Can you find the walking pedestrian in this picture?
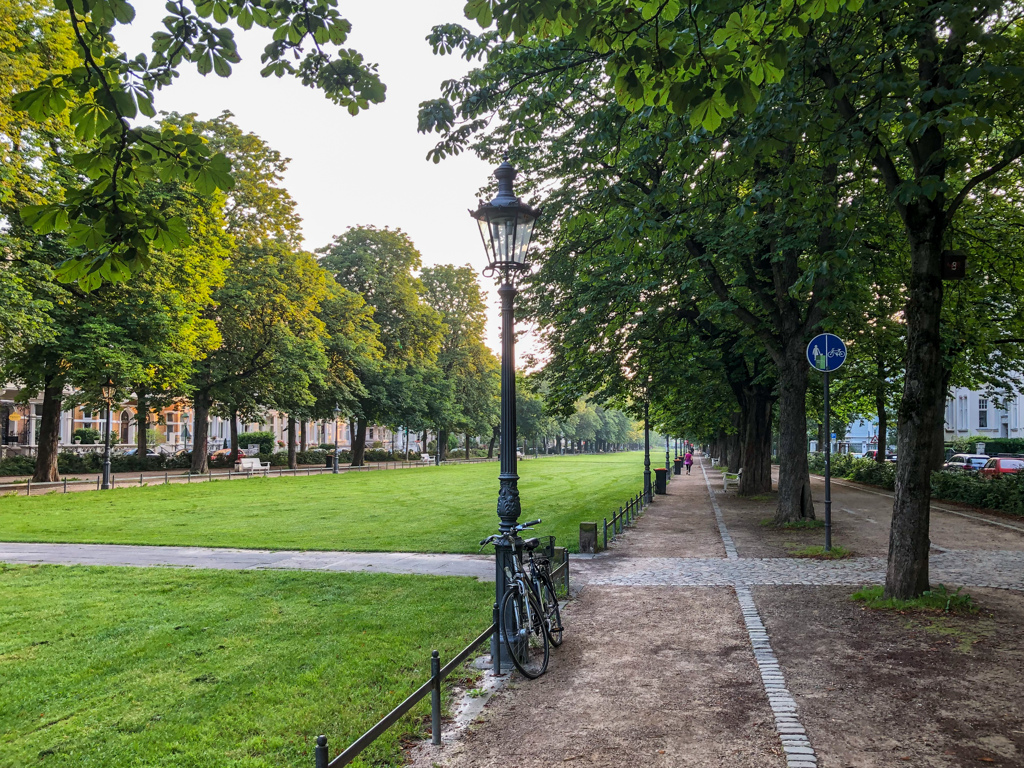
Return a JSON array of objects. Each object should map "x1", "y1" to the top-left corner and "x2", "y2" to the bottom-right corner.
[{"x1": 684, "y1": 450, "x2": 693, "y2": 474}]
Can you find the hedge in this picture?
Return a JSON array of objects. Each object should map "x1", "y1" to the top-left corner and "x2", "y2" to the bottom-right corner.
[
  {"x1": 947, "y1": 435, "x2": 1024, "y2": 455},
  {"x1": 808, "y1": 452, "x2": 1024, "y2": 517}
]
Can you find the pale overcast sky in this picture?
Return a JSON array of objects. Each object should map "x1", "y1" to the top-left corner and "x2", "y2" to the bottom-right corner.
[{"x1": 115, "y1": 1, "x2": 539, "y2": 358}]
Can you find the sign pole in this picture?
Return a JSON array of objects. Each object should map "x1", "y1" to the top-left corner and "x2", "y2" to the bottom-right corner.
[
  {"x1": 808, "y1": 332, "x2": 846, "y2": 554},
  {"x1": 823, "y1": 369, "x2": 831, "y2": 552}
]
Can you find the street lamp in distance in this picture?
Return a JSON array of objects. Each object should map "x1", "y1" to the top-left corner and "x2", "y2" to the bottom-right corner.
[
  {"x1": 100, "y1": 377, "x2": 115, "y2": 490},
  {"x1": 470, "y1": 159, "x2": 541, "y2": 663}
]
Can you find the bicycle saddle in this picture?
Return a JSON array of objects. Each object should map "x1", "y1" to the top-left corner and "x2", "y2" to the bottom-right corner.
[{"x1": 522, "y1": 537, "x2": 541, "y2": 550}]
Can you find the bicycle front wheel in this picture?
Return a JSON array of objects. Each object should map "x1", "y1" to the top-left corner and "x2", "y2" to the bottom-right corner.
[{"x1": 501, "y1": 584, "x2": 549, "y2": 678}]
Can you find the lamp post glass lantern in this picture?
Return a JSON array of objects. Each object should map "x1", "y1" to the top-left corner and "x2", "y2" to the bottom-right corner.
[
  {"x1": 101, "y1": 377, "x2": 115, "y2": 490},
  {"x1": 470, "y1": 160, "x2": 540, "y2": 664}
]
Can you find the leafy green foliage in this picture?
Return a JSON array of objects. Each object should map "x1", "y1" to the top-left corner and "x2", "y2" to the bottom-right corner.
[{"x1": 10, "y1": 0, "x2": 386, "y2": 286}]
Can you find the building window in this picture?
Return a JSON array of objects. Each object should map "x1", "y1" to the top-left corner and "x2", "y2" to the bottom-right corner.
[
  {"x1": 369, "y1": 428, "x2": 375, "y2": 440},
  {"x1": 945, "y1": 400, "x2": 955, "y2": 429},
  {"x1": 979, "y1": 398, "x2": 988, "y2": 429},
  {"x1": 960, "y1": 396, "x2": 968, "y2": 430}
]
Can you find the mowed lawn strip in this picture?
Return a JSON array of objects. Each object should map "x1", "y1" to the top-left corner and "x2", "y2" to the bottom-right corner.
[
  {"x1": 0, "y1": 453, "x2": 642, "y2": 553},
  {"x1": 0, "y1": 564, "x2": 494, "y2": 768}
]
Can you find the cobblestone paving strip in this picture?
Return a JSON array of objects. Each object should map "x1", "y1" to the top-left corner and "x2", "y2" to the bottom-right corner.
[
  {"x1": 576, "y1": 551, "x2": 1024, "y2": 589},
  {"x1": 699, "y1": 460, "x2": 738, "y2": 559},
  {"x1": 696, "y1": 461, "x2": 820, "y2": 768}
]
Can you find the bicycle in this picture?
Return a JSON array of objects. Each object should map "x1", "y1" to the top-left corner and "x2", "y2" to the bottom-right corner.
[
  {"x1": 523, "y1": 535, "x2": 564, "y2": 647},
  {"x1": 480, "y1": 520, "x2": 551, "y2": 678}
]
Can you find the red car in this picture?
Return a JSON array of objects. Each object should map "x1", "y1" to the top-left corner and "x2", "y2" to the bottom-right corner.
[{"x1": 978, "y1": 457, "x2": 1024, "y2": 478}]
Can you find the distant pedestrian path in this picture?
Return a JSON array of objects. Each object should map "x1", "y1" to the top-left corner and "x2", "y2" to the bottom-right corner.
[{"x1": 0, "y1": 541, "x2": 495, "y2": 579}]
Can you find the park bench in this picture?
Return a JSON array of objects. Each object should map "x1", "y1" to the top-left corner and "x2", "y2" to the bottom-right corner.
[
  {"x1": 710, "y1": 457, "x2": 720, "y2": 467},
  {"x1": 236, "y1": 456, "x2": 270, "y2": 472},
  {"x1": 723, "y1": 468, "x2": 742, "y2": 491},
  {"x1": 421, "y1": 453, "x2": 433, "y2": 463}
]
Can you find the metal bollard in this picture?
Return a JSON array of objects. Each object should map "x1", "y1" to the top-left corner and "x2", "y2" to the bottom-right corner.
[
  {"x1": 140, "y1": 473, "x2": 144, "y2": 487},
  {"x1": 314, "y1": 734, "x2": 328, "y2": 768},
  {"x1": 63, "y1": 478, "x2": 68, "y2": 493},
  {"x1": 27, "y1": 478, "x2": 31, "y2": 496},
  {"x1": 603, "y1": 518, "x2": 608, "y2": 549},
  {"x1": 96, "y1": 477, "x2": 100, "y2": 491},
  {"x1": 431, "y1": 650, "x2": 441, "y2": 745},
  {"x1": 187, "y1": 472, "x2": 191, "y2": 484},
  {"x1": 492, "y1": 603, "x2": 501, "y2": 675},
  {"x1": 165, "y1": 472, "x2": 169, "y2": 485},
  {"x1": 618, "y1": 506, "x2": 623, "y2": 534}
]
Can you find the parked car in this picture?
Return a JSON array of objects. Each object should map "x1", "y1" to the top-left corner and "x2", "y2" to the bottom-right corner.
[
  {"x1": 209, "y1": 448, "x2": 246, "y2": 462},
  {"x1": 942, "y1": 453, "x2": 989, "y2": 473},
  {"x1": 978, "y1": 456, "x2": 1024, "y2": 478},
  {"x1": 121, "y1": 448, "x2": 160, "y2": 457}
]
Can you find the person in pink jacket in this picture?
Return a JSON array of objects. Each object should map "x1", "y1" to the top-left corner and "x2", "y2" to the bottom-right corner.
[{"x1": 684, "y1": 451, "x2": 693, "y2": 474}]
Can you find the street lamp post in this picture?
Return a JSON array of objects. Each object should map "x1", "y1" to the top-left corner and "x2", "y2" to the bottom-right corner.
[
  {"x1": 101, "y1": 377, "x2": 115, "y2": 490},
  {"x1": 643, "y1": 400, "x2": 652, "y2": 503},
  {"x1": 333, "y1": 407, "x2": 341, "y2": 474},
  {"x1": 470, "y1": 159, "x2": 540, "y2": 666},
  {"x1": 666, "y1": 435, "x2": 670, "y2": 474}
]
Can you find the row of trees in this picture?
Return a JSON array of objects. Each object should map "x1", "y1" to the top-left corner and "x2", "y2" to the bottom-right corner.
[
  {"x1": 418, "y1": 0, "x2": 1024, "y2": 598},
  {"x1": 0, "y1": 2, "x2": 641, "y2": 482}
]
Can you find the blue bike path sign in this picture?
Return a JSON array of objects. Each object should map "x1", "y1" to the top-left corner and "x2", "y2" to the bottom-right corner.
[{"x1": 806, "y1": 333, "x2": 847, "y2": 372}]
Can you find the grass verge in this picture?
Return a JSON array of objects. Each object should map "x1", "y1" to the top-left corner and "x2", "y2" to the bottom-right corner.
[
  {"x1": 789, "y1": 545, "x2": 853, "y2": 559},
  {"x1": 0, "y1": 453, "x2": 643, "y2": 553},
  {"x1": 0, "y1": 564, "x2": 493, "y2": 767},
  {"x1": 851, "y1": 584, "x2": 978, "y2": 614},
  {"x1": 760, "y1": 518, "x2": 826, "y2": 530}
]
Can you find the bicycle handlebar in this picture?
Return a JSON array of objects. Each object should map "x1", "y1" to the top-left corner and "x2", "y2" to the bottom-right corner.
[{"x1": 479, "y1": 519, "x2": 543, "y2": 547}]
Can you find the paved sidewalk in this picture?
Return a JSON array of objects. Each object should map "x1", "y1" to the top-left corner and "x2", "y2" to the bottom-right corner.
[{"x1": 0, "y1": 541, "x2": 494, "y2": 579}]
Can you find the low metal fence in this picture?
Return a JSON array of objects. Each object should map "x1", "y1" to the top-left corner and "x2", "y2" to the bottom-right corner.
[
  {"x1": 314, "y1": 608, "x2": 500, "y2": 768},
  {"x1": 601, "y1": 489, "x2": 648, "y2": 550},
  {"x1": 313, "y1": 535, "x2": 571, "y2": 767}
]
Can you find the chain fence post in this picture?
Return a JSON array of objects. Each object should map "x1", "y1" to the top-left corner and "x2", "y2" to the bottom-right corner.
[
  {"x1": 431, "y1": 650, "x2": 442, "y2": 745},
  {"x1": 603, "y1": 518, "x2": 607, "y2": 550},
  {"x1": 315, "y1": 735, "x2": 328, "y2": 768}
]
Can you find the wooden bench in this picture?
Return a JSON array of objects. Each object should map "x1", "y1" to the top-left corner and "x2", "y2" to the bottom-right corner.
[
  {"x1": 723, "y1": 468, "x2": 742, "y2": 491},
  {"x1": 236, "y1": 456, "x2": 270, "y2": 472},
  {"x1": 421, "y1": 453, "x2": 433, "y2": 463}
]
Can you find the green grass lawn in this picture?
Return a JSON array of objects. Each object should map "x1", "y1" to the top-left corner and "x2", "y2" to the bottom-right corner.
[
  {"x1": 0, "y1": 453, "x2": 643, "y2": 553},
  {"x1": 0, "y1": 564, "x2": 494, "y2": 767}
]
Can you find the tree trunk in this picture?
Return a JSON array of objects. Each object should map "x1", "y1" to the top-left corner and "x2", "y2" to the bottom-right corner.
[
  {"x1": 230, "y1": 408, "x2": 239, "y2": 458},
  {"x1": 190, "y1": 394, "x2": 211, "y2": 473},
  {"x1": 136, "y1": 386, "x2": 148, "y2": 456},
  {"x1": 32, "y1": 379, "x2": 63, "y2": 483},
  {"x1": 287, "y1": 416, "x2": 297, "y2": 469},
  {"x1": 739, "y1": 387, "x2": 774, "y2": 496},
  {"x1": 487, "y1": 426, "x2": 498, "y2": 458},
  {"x1": 875, "y1": 371, "x2": 887, "y2": 463},
  {"x1": 351, "y1": 418, "x2": 367, "y2": 466},
  {"x1": 774, "y1": 343, "x2": 815, "y2": 523},
  {"x1": 726, "y1": 411, "x2": 742, "y2": 473},
  {"x1": 300, "y1": 420, "x2": 307, "y2": 452},
  {"x1": 886, "y1": 218, "x2": 944, "y2": 599},
  {"x1": 438, "y1": 427, "x2": 448, "y2": 461}
]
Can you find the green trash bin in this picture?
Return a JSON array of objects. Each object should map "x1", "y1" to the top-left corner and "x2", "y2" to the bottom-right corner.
[{"x1": 654, "y1": 467, "x2": 668, "y2": 495}]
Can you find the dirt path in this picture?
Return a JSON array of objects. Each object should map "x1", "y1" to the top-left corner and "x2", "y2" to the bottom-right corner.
[
  {"x1": 719, "y1": 471, "x2": 1024, "y2": 559},
  {"x1": 415, "y1": 469, "x2": 787, "y2": 768},
  {"x1": 413, "y1": 461, "x2": 1024, "y2": 768}
]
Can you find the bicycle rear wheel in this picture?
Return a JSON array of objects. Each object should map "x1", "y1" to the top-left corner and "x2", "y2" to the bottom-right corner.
[
  {"x1": 538, "y1": 573, "x2": 563, "y2": 647},
  {"x1": 501, "y1": 584, "x2": 549, "y2": 678}
]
